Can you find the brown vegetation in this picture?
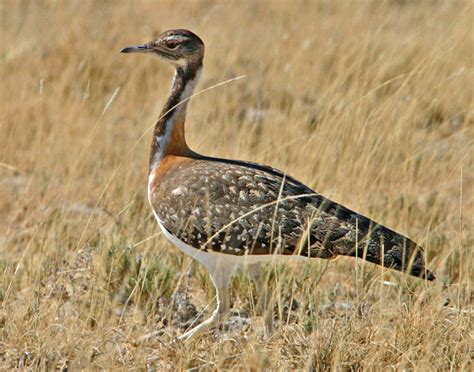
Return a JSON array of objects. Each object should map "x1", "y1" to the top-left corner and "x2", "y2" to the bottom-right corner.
[{"x1": 0, "y1": 0, "x2": 472, "y2": 369}]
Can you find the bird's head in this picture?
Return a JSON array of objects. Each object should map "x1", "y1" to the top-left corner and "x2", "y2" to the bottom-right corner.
[{"x1": 121, "y1": 29, "x2": 204, "y2": 68}]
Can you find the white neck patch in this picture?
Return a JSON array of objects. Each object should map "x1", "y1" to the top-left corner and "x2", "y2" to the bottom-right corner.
[{"x1": 182, "y1": 67, "x2": 202, "y2": 101}]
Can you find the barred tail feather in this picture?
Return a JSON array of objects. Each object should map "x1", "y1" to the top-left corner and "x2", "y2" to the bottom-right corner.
[
  {"x1": 346, "y1": 224, "x2": 435, "y2": 281},
  {"x1": 302, "y1": 201, "x2": 436, "y2": 281}
]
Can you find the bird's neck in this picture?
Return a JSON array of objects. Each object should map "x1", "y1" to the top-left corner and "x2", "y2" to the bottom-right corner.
[{"x1": 149, "y1": 62, "x2": 202, "y2": 173}]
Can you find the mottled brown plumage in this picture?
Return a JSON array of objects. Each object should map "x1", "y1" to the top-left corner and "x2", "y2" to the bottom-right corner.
[
  {"x1": 150, "y1": 155, "x2": 432, "y2": 279},
  {"x1": 122, "y1": 29, "x2": 435, "y2": 341}
]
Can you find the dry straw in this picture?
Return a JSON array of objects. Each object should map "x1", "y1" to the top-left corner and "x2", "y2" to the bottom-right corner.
[{"x1": 0, "y1": 0, "x2": 472, "y2": 369}]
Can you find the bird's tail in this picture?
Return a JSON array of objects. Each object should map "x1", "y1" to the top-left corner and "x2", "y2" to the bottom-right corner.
[{"x1": 345, "y1": 224, "x2": 435, "y2": 281}]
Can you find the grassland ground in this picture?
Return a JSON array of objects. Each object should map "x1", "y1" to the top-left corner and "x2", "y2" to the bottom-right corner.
[{"x1": 0, "y1": 0, "x2": 472, "y2": 369}]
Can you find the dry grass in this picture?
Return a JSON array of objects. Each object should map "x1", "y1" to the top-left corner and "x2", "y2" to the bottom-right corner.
[{"x1": 1, "y1": 0, "x2": 473, "y2": 369}]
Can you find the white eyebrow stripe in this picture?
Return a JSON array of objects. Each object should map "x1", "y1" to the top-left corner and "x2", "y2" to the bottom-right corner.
[{"x1": 165, "y1": 36, "x2": 187, "y2": 43}]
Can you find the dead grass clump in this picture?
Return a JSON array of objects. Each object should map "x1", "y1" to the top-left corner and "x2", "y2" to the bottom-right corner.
[{"x1": 0, "y1": 0, "x2": 472, "y2": 369}]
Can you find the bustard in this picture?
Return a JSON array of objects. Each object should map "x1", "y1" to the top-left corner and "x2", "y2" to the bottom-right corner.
[{"x1": 121, "y1": 29, "x2": 435, "y2": 341}]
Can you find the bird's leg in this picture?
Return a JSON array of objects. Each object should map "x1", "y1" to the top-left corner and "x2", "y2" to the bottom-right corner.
[
  {"x1": 178, "y1": 270, "x2": 231, "y2": 342},
  {"x1": 247, "y1": 264, "x2": 273, "y2": 336}
]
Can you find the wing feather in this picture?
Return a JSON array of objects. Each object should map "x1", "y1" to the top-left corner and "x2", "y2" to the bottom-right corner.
[{"x1": 150, "y1": 156, "x2": 434, "y2": 280}]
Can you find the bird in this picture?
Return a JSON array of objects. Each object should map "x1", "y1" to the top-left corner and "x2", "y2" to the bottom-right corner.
[{"x1": 121, "y1": 29, "x2": 435, "y2": 341}]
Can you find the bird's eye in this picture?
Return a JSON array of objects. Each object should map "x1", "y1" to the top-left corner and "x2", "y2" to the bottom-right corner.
[{"x1": 166, "y1": 41, "x2": 179, "y2": 50}]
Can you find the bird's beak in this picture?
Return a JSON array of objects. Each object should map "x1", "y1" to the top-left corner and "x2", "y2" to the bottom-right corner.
[{"x1": 120, "y1": 44, "x2": 150, "y2": 53}]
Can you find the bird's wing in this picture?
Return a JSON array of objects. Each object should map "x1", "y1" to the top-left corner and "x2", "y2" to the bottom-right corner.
[{"x1": 150, "y1": 155, "x2": 434, "y2": 279}]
